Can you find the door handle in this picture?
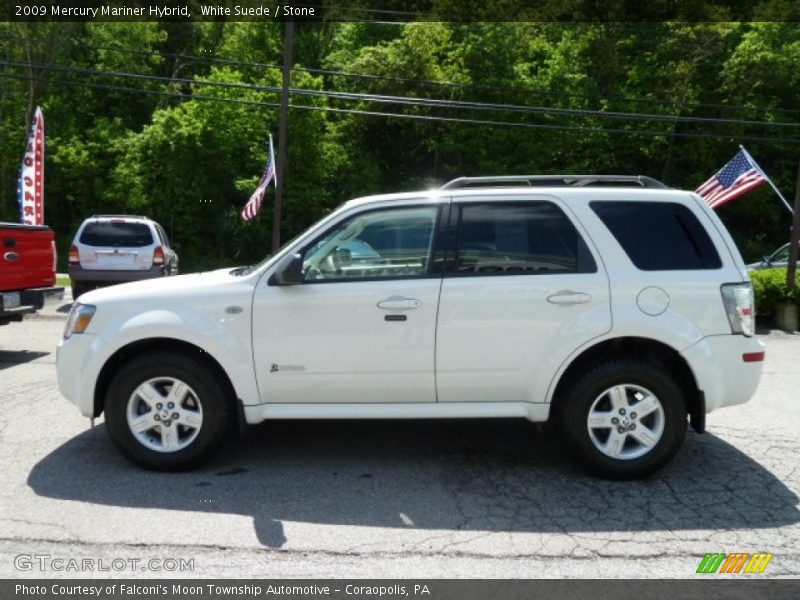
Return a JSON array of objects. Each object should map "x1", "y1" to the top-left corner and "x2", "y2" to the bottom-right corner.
[
  {"x1": 546, "y1": 291, "x2": 591, "y2": 305},
  {"x1": 3, "y1": 251, "x2": 19, "y2": 262},
  {"x1": 377, "y1": 297, "x2": 421, "y2": 311}
]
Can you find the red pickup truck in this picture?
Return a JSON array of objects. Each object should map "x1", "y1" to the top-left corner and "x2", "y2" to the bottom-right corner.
[{"x1": 1, "y1": 223, "x2": 64, "y2": 325}]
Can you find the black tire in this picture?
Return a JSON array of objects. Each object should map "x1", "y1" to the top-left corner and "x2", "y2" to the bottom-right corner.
[
  {"x1": 104, "y1": 352, "x2": 231, "y2": 471},
  {"x1": 71, "y1": 282, "x2": 88, "y2": 299},
  {"x1": 556, "y1": 359, "x2": 687, "y2": 480}
]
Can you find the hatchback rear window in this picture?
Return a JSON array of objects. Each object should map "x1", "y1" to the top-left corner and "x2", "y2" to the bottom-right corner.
[
  {"x1": 79, "y1": 222, "x2": 153, "y2": 247},
  {"x1": 590, "y1": 201, "x2": 721, "y2": 270}
]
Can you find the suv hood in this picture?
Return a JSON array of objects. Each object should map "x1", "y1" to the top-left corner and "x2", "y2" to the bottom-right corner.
[{"x1": 78, "y1": 268, "x2": 249, "y2": 305}]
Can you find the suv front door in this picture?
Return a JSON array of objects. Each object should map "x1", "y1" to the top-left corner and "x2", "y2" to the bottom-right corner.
[
  {"x1": 435, "y1": 197, "x2": 612, "y2": 404},
  {"x1": 252, "y1": 203, "x2": 444, "y2": 404}
]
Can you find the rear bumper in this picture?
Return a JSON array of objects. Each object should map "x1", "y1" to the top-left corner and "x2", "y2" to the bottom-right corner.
[
  {"x1": 69, "y1": 265, "x2": 164, "y2": 283},
  {"x1": 22, "y1": 285, "x2": 65, "y2": 309},
  {"x1": 0, "y1": 286, "x2": 64, "y2": 324},
  {"x1": 681, "y1": 334, "x2": 765, "y2": 413}
]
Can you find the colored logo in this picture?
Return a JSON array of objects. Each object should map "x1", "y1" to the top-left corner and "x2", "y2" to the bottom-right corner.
[{"x1": 696, "y1": 552, "x2": 773, "y2": 574}]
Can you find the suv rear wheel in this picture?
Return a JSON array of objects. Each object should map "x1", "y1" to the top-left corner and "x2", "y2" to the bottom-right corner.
[
  {"x1": 71, "y1": 281, "x2": 89, "y2": 299},
  {"x1": 104, "y1": 352, "x2": 231, "y2": 471},
  {"x1": 557, "y1": 360, "x2": 687, "y2": 479}
]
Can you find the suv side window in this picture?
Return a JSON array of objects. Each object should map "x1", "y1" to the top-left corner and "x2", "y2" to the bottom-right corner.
[
  {"x1": 155, "y1": 223, "x2": 170, "y2": 247},
  {"x1": 454, "y1": 202, "x2": 596, "y2": 275},
  {"x1": 591, "y1": 201, "x2": 722, "y2": 270},
  {"x1": 303, "y1": 206, "x2": 439, "y2": 282}
]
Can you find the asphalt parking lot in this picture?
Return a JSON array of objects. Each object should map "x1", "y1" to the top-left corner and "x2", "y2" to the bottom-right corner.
[{"x1": 1, "y1": 302, "x2": 799, "y2": 579}]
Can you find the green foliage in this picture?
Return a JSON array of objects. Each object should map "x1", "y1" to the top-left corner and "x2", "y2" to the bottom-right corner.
[
  {"x1": 751, "y1": 268, "x2": 800, "y2": 317},
  {"x1": 1, "y1": 20, "x2": 800, "y2": 272}
]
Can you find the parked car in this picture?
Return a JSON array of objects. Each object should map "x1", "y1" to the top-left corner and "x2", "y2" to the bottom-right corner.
[
  {"x1": 0, "y1": 222, "x2": 63, "y2": 326},
  {"x1": 68, "y1": 215, "x2": 179, "y2": 298},
  {"x1": 746, "y1": 242, "x2": 800, "y2": 271},
  {"x1": 56, "y1": 175, "x2": 764, "y2": 478}
]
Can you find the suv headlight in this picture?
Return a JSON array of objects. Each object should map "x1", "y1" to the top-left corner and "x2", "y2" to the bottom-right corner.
[{"x1": 63, "y1": 303, "x2": 96, "y2": 339}]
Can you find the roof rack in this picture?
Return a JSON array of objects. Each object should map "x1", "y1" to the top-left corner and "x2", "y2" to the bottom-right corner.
[
  {"x1": 440, "y1": 175, "x2": 669, "y2": 190},
  {"x1": 90, "y1": 214, "x2": 150, "y2": 220}
]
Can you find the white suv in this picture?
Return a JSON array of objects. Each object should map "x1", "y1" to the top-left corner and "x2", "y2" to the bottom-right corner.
[
  {"x1": 56, "y1": 176, "x2": 765, "y2": 478},
  {"x1": 68, "y1": 215, "x2": 179, "y2": 298}
]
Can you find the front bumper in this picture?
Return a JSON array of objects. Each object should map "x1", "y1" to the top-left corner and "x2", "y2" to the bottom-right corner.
[
  {"x1": 681, "y1": 334, "x2": 766, "y2": 413},
  {"x1": 57, "y1": 333, "x2": 113, "y2": 418}
]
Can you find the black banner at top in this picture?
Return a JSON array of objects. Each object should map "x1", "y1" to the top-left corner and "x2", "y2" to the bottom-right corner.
[{"x1": 3, "y1": 0, "x2": 800, "y2": 23}]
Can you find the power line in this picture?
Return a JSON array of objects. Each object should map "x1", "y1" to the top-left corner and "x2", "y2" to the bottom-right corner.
[
  {"x1": 4, "y1": 58, "x2": 800, "y2": 132},
  {"x1": 2, "y1": 31, "x2": 796, "y2": 118},
  {"x1": 2, "y1": 71, "x2": 798, "y2": 145}
]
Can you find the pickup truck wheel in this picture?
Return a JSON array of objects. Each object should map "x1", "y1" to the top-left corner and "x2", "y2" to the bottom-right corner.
[
  {"x1": 558, "y1": 360, "x2": 687, "y2": 480},
  {"x1": 104, "y1": 352, "x2": 230, "y2": 471}
]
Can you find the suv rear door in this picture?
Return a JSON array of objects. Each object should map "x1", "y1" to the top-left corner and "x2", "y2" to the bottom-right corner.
[
  {"x1": 435, "y1": 196, "x2": 612, "y2": 404},
  {"x1": 76, "y1": 219, "x2": 156, "y2": 271}
]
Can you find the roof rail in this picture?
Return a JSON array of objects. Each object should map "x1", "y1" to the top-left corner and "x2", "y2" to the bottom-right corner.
[
  {"x1": 90, "y1": 214, "x2": 150, "y2": 220},
  {"x1": 440, "y1": 175, "x2": 669, "y2": 190}
]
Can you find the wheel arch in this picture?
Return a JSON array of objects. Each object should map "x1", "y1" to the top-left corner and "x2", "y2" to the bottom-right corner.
[
  {"x1": 93, "y1": 338, "x2": 241, "y2": 425},
  {"x1": 549, "y1": 336, "x2": 705, "y2": 432}
]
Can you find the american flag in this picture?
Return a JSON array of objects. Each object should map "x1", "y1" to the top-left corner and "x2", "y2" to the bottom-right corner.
[
  {"x1": 241, "y1": 134, "x2": 276, "y2": 221},
  {"x1": 695, "y1": 149, "x2": 766, "y2": 210}
]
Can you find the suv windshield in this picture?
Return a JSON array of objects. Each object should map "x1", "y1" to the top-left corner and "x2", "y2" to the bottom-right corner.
[{"x1": 79, "y1": 222, "x2": 154, "y2": 247}]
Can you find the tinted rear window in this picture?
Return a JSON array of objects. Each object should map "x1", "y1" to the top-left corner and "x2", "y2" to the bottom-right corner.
[
  {"x1": 79, "y1": 222, "x2": 153, "y2": 247},
  {"x1": 590, "y1": 201, "x2": 721, "y2": 270}
]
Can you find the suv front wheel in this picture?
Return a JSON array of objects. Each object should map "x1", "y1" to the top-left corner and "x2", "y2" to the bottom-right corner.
[
  {"x1": 558, "y1": 360, "x2": 687, "y2": 479},
  {"x1": 104, "y1": 352, "x2": 231, "y2": 471}
]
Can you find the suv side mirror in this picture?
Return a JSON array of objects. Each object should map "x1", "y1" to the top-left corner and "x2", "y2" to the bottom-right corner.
[{"x1": 270, "y1": 253, "x2": 304, "y2": 286}]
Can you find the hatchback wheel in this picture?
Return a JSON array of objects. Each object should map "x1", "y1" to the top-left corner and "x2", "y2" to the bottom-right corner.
[
  {"x1": 558, "y1": 360, "x2": 687, "y2": 479},
  {"x1": 104, "y1": 352, "x2": 230, "y2": 471}
]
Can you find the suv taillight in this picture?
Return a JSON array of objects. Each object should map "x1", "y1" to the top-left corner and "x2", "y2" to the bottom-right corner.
[
  {"x1": 721, "y1": 282, "x2": 755, "y2": 337},
  {"x1": 68, "y1": 245, "x2": 79, "y2": 265},
  {"x1": 152, "y1": 245, "x2": 165, "y2": 267}
]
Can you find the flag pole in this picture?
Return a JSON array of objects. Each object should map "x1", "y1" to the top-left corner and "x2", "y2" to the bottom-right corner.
[
  {"x1": 271, "y1": 20, "x2": 293, "y2": 253},
  {"x1": 740, "y1": 145, "x2": 794, "y2": 214},
  {"x1": 785, "y1": 159, "x2": 800, "y2": 299}
]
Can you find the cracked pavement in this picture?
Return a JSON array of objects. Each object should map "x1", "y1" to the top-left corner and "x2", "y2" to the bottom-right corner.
[{"x1": 1, "y1": 310, "x2": 799, "y2": 578}]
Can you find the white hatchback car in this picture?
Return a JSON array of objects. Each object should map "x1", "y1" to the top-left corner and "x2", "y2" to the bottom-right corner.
[{"x1": 57, "y1": 176, "x2": 765, "y2": 478}]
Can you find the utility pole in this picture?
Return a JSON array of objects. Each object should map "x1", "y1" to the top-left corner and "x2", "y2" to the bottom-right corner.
[
  {"x1": 272, "y1": 20, "x2": 293, "y2": 253},
  {"x1": 786, "y1": 160, "x2": 800, "y2": 293}
]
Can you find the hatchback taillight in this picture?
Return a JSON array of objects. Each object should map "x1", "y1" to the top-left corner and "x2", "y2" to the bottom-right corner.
[
  {"x1": 152, "y1": 246, "x2": 165, "y2": 266},
  {"x1": 721, "y1": 282, "x2": 755, "y2": 337},
  {"x1": 68, "y1": 245, "x2": 79, "y2": 266}
]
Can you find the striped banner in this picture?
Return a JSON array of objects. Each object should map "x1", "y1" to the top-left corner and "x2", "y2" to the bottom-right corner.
[{"x1": 17, "y1": 106, "x2": 46, "y2": 225}]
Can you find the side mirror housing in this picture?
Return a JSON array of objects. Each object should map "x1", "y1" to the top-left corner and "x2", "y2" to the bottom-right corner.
[{"x1": 269, "y1": 253, "x2": 304, "y2": 286}]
